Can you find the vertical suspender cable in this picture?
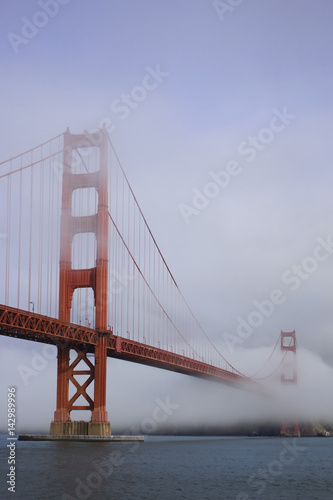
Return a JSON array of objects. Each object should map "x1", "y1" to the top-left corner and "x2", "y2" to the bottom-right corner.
[
  {"x1": 28, "y1": 154, "x2": 34, "y2": 311},
  {"x1": 55, "y1": 140, "x2": 61, "y2": 318},
  {"x1": 138, "y1": 213, "x2": 141, "y2": 341},
  {"x1": 17, "y1": 167, "x2": 23, "y2": 308},
  {"x1": 78, "y1": 156, "x2": 83, "y2": 325},
  {"x1": 127, "y1": 186, "x2": 130, "y2": 337},
  {"x1": 5, "y1": 163, "x2": 12, "y2": 305},
  {"x1": 131, "y1": 204, "x2": 134, "y2": 338},
  {"x1": 120, "y1": 173, "x2": 124, "y2": 335},
  {"x1": 38, "y1": 153, "x2": 44, "y2": 313},
  {"x1": 49, "y1": 149, "x2": 56, "y2": 318},
  {"x1": 86, "y1": 158, "x2": 91, "y2": 326},
  {"x1": 46, "y1": 143, "x2": 51, "y2": 316}
]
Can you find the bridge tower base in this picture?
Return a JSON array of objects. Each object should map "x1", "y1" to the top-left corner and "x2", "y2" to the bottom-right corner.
[
  {"x1": 50, "y1": 421, "x2": 111, "y2": 436},
  {"x1": 280, "y1": 422, "x2": 301, "y2": 438}
]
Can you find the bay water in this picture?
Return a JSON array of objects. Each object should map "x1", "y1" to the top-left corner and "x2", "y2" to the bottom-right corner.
[{"x1": 0, "y1": 434, "x2": 332, "y2": 499}]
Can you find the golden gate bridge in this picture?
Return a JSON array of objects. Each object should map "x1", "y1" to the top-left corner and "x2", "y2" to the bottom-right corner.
[{"x1": 0, "y1": 127, "x2": 296, "y2": 436}]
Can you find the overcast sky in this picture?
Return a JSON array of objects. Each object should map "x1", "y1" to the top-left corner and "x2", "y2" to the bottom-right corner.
[{"x1": 1, "y1": 0, "x2": 333, "y2": 432}]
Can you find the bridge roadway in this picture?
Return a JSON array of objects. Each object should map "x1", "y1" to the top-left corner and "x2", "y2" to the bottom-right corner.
[{"x1": 0, "y1": 304, "x2": 256, "y2": 390}]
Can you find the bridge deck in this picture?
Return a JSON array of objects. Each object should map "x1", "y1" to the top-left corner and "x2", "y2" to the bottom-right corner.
[{"x1": 0, "y1": 305, "x2": 256, "y2": 389}]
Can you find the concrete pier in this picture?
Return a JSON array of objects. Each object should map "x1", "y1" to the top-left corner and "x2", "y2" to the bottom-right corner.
[{"x1": 50, "y1": 421, "x2": 111, "y2": 436}]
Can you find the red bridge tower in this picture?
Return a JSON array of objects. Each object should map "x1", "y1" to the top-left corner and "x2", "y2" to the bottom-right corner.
[{"x1": 50, "y1": 127, "x2": 111, "y2": 436}]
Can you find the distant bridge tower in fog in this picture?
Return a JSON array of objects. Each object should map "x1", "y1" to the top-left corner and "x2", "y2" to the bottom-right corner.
[{"x1": 280, "y1": 330, "x2": 301, "y2": 437}]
